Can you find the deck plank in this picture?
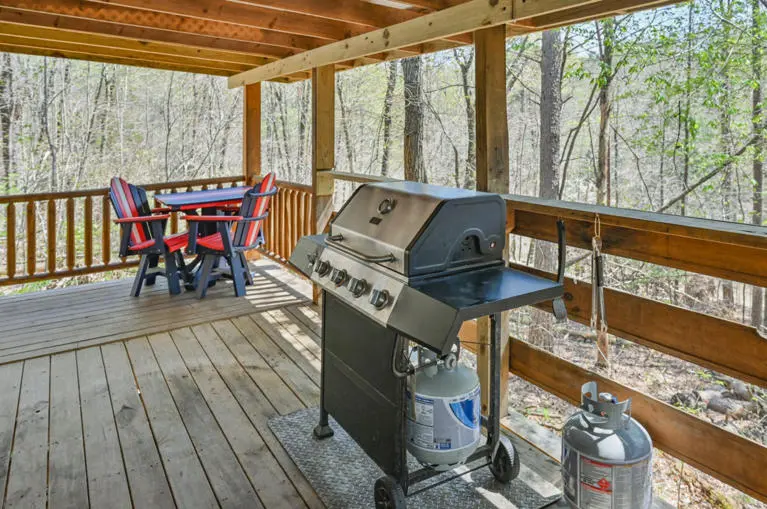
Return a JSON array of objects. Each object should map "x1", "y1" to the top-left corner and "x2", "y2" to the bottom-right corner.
[
  {"x1": 172, "y1": 327, "x2": 307, "y2": 509},
  {"x1": 192, "y1": 322, "x2": 324, "y2": 509},
  {"x1": 250, "y1": 311, "x2": 321, "y2": 383},
  {"x1": 48, "y1": 352, "x2": 89, "y2": 509},
  {"x1": 77, "y1": 347, "x2": 132, "y2": 509},
  {"x1": 101, "y1": 342, "x2": 175, "y2": 508},
  {"x1": 0, "y1": 362, "x2": 24, "y2": 504},
  {"x1": 4, "y1": 357, "x2": 48, "y2": 509},
  {"x1": 148, "y1": 332, "x2": 261, "y2": 509},
  {"x1": 266, "y1": 308, "x2": 322, "y2": 359},
  {"x1": 282, "y1": 305, "x2": 323, "y2": 341},
  {"x1": 231, "y1": 315, "x2": 320, "y2": 407},
  {"x1": 124, "y1": 337, "x2": 218, "y2": 509},
  {"x1": 210, "y1": 320, "x2": 303, "y2": 416}
]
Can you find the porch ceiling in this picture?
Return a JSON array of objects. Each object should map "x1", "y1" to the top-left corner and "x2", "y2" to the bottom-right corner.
[{"x1": 0, "y1": 0, "x2": 683, "y2": 81}]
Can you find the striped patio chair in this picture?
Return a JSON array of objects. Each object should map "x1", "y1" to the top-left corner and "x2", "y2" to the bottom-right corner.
[
  {"x1": 184, "y1": 172, "x2": 277, "y2": 298},
  {"x1": 109, "y1": 177, "x2": 190, "y2": 297}
]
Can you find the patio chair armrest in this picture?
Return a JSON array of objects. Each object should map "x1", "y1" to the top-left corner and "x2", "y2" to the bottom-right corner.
[
  {"x1": 114, "y1": 214, "x2": 170, "y2": 224},
  {"x1": 246, "y1": 187, "x2": 278, "y2": 198},
  {"x1": 182, "y1": 215, "x2": 243, "y2": 222},
  {"x1": 237, "y1": 213, "x2": 268, "y2": 222}
]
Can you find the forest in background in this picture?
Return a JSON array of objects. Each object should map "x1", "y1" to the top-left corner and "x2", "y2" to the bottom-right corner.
[{"x1": 0, "y1": 0, "x2": 766, "y2": 507}]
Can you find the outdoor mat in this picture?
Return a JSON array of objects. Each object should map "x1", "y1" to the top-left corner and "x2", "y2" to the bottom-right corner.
[{"x1": 269, "y1": 407, "x2": 563, "y2": 509}]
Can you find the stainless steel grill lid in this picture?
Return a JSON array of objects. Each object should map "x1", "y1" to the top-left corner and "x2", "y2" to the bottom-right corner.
[{"x1": 329, "y1": 181, "x2": 506, "y2": 278}]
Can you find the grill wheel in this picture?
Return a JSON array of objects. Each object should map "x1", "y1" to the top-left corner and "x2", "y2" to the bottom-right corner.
[{"x1": 374, "y1": 475, "x2": 406, "y2": 509}]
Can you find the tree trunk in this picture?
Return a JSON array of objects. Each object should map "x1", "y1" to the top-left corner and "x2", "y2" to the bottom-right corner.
[
  {"x1": 681, "y1": 2, "x2": 695, "y2": 216},
  {"x1": 752, "y1": 0, "x2": 765, "y2": 328},
  {"x1": 381, "y1": 61, "x2": 397, "y2": 178},
  {"x1": 0, "y1": 53, "x2": 12, "y2": 193},
  {"x1": 338, "y1": 80, "x2": 355, "y2": 173},
  {"x1": 596, "y1": 19, "x2": 615, "y2": 208},
  {"x1": 595, "y1": 20, "x2": 614, "y2": 367},
  {"x1": 455, "y1": 49, "x2": 476, "y2": 189},
  {"x1": 530, "y1": 29, "x2": 563, "y2": 352},
  {"x1": 402, "y1": 57, "x2": 427, "y2": 183}
]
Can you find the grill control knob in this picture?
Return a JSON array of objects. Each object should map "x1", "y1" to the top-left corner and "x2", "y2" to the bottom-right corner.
[
  {"x1": 369, "y1": 289, "x2": 390, "y2": 310},
  {"x1": 330, "y1": 268, "x2": 348, "y2": 287},
  {"x1": 315, "y1": 260, "x2": 331, "y2": 277},
  {"x1": 348, "y1": 278, "x2": 368, "y2": 298}
]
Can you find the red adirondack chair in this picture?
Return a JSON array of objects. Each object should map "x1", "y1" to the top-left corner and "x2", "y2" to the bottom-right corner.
[
  {"x1": 184, "y1": 172, "x2": 277, "y2": 298},
  {"x1": 109, "y1": 177, "x2": 190, "y2": 297}
]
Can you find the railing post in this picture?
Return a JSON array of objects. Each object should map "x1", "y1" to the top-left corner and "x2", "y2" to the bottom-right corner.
[
  {"x1": 311, "y1": 64, "x2": 336, "y2": 304},
  {"x1": 6, "y1": 203, "x2": 15, "y2": 279},
  {"x1": 26, "y1": 201, "x2": 36, "y2": 276},
  {"x1": 475, "y1": 25, "x2": 511, "y2": 419},
  {"x1": 84, "y1": 196, "x2": 93, "y2": 268},
  {"x1": 66, "y1": 198, "x2": 75, "y2": 272}
]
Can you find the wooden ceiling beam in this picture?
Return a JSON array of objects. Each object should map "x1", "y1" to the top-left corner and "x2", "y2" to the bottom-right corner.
[
  {"x1": 230, "y1": 0, "x2": 472, "y2": 44},
  {"x1": 524, "y1": 0, "x2": 683, "y2": 29},
  {"x1": 0, "y1": 21, "x2": 276, "y2": 68},
  {"x1": 0, "y1": 39, "x2": 246, "y2": 75},
  {"x1": 0, "y1": 0, "x2": 327, "y2": 51},
  {"x1": 395, "y1": 0, "x2": 468, "y2": 11},
  {"x1": 229, "y1": 0, "x2": 686, "y2": 86},
  {"x1": 229, "y1": 0, "x2": 512, "y2": 86},
  {"x1": 0, "y1": 6, "x2": 296, "y2": 59},
  {"x1": 90, "y1": 0, "x2": 370, "y2": 41}
]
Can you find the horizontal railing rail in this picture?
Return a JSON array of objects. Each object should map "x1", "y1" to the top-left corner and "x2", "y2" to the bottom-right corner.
[
  {"x1": 0, "y1": 175, "x2": 310, "y2": 287},
  {"x1": 330, "y1": 170, "x2": 767, "y2": 504}
]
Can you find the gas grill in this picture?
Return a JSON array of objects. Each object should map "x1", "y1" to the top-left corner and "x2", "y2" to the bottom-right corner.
[{"x1": 289, "y1": 181, "x2": 567, "y2": 508}]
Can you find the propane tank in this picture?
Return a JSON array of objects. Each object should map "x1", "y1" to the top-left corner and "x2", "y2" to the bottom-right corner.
[
  {"x1": 406, "y1": 349, "x2": 481, "y2": 471},
  {"x1": 562, "y1": 382, "x2": 653, "y2": 509}
]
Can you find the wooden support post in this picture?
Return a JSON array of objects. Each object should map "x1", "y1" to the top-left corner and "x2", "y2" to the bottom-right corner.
[
  {"x1": 243, "y1": 83, "x2": 262, "y2": 186},
  {"x1": 474, "y1": 25, "x2": 511, "y2": 419},
  {"x1": 243, "y1": 83, "x2": 263, "y2": 261},
  {"x1": 311, "y1": 65, "x2": 336, "y2": 304}
]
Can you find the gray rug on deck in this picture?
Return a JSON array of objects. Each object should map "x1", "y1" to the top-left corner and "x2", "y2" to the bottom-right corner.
[{"x1": 269, "y1": 407, "x2": 562, "y2": 509}]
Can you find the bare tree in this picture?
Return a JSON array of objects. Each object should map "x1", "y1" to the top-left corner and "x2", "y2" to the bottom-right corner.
[
  {"x1": 402, "y1": 56, "x2": 427, "y2": 183},
  {"x1": 381, "y1": 61, "x2": 397, "y2": 177},
  {"x1": 454, "y1": 48, "x2": 476, "y2": 189},
  {"x1": 595, "y1": 19, "x2": 615, "y2": 367},
  {"x1": 531, "y1": 29, "x2": 564, "y2": 352},
  {"x1": 0, "y1": 53, "x2": 12, "y2": 192}
]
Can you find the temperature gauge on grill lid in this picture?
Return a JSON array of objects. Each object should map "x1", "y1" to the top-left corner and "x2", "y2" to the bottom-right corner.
[{"x1": 330, "y1": 268, "x2": 348, "y2": 287}]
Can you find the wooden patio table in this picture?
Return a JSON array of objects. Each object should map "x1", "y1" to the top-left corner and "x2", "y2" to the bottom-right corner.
[{"x1": 155, "y1": 186, "x2": 252, "y2": 290}]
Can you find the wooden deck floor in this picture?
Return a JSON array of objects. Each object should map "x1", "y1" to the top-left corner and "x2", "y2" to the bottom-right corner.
[
  {"x1": 0, "y1": 302, "x2": 327, "y2": 509},
  {"x1": 0, "y1": 264, "x2": 599, "y2": 509},
  {"x1": 0, "y1": 259, "x2": 311, "y2": 365}
]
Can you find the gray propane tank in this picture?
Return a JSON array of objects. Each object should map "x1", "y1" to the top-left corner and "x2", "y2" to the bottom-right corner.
[
  {"x1": 406, "y1": 349, "x2": 481, "y2": 471},
  {"x1": 562, "y1": 382, "x2": 653, "y2": 509}
]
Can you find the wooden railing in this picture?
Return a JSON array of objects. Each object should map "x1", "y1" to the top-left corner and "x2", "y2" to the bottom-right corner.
[
  {"x1": 0, "y1": 175, "x2": 313, "y2": 287},
  {"x1": 258, "y1": 182, "x2": 314, "y2": 264},
  {"x1": 330, "y1": 171, "x2": 767, "y2": 504}
]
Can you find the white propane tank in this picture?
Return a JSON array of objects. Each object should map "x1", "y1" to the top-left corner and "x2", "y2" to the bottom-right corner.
[
  {"x1": 562, "y1": 382, "x2": 653, "y2": 509},
  {"x1": 406, "y1": 350, "x2": 481, "y2": 471}
]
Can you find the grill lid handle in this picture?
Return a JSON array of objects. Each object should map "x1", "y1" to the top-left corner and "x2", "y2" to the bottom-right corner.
[{"x1": 327, "y1": 235, "x2": 396, "y2": 263}]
